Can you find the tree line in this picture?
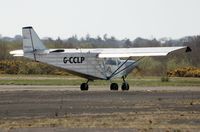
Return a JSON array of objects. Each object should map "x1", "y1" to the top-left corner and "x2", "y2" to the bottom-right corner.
[{"x1": 0, "y1": 34, "x2": 199, "y2": 76}]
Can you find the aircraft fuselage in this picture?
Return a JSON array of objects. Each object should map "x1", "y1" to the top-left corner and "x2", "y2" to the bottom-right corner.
[{"x1": 24, "y1": 51, "x2": 136, "y2": 80}]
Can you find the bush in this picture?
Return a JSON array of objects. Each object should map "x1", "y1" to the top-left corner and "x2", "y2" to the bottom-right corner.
[
  {"x1": 0, "y1": 59, "x2": 69, "y2": 75},
  {"x1": 167, "y1": 67, "x2": 200, "y2": 77},
  {"x1": 138, "y1": 57, "x2": 164, "y2": 76}
]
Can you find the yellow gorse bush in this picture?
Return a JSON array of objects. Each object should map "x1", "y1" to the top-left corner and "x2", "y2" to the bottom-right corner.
[
  {"x1": 0, "y1": 60, "x2": 69, "y2": 75},
  {"x1": 167, "y1": 67, "x2": 200, "y2": 77}
]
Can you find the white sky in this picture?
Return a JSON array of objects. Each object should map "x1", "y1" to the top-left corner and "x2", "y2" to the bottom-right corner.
[{"x1": 0, "y1": 0, "x2": 200, "y2": 39}]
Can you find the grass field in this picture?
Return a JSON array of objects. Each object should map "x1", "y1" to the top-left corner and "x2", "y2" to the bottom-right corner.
[
  {"x1": 0, "y1": 74, "x2": 199, "y2": 86},
  {"x1": 1, "y1": 112, "x2": 200, "y2": 130}
]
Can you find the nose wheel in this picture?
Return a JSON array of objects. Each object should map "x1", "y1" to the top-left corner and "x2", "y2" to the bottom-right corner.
[
  {"x1": 121, "y1": 76, "x2": 129, "y2": 91},
  {"x1": 121, "y1": 82, "x2": 129, "y2": 91}
]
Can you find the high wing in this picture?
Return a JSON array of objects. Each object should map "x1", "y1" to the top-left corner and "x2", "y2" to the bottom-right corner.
[
  {"x1": 97, "y1": 46, "x2": 191, "y2": 58},
  {"x1": 10, "y1": 46, "x2": 191, "y2": 58}
]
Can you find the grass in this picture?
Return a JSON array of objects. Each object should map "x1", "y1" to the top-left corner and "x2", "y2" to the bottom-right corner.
[
  {"x1": 0, "y1": 74, "x2": 200, "y2": 86},
  {"x1": 1, "y1": 112, "x2": 200, "y2": 130}
]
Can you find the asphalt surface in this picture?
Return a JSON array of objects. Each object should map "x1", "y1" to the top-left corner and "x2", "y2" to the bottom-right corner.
[
  {"x1": 0, "y1": 86, "x2": 200, "y2": 132},
  {"x1": 0, "y1": 85, "x2": 200, "y2": 91},
  {"x1": 0, "y1": 86, "x2": 199, "y2": 118}
]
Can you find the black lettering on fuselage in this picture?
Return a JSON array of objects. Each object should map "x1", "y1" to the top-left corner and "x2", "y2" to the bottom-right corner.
[{"x1": 63, "y1": 57, "x2": 85, "y2": 64}]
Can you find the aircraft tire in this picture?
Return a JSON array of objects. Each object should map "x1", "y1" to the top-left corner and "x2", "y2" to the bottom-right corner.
[
  {"x1": 80, "y1": 83, "x2": 89, "y2": 91},
  {"x1": 110, "y1": 83, "x2": 118, "y2": 91},
  {"x1": 121, "y1": 82, "x2": 129, "y2": 91}
]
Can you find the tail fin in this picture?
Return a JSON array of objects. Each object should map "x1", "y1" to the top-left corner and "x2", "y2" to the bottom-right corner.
[{"x1": 22, "y1": 26, "x2": 46, "y2": 53}]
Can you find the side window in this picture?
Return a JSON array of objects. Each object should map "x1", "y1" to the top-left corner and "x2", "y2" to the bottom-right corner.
[{"x1": 105, "y1": 58, "x2": 117, "y2": 65}]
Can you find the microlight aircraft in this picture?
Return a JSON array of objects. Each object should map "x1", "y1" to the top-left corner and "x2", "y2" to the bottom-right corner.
[{"x1": 10, "y1": 27, "x2": 191, "y2": 91}]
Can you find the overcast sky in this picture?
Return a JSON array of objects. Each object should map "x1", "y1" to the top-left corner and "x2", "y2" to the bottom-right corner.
[{"x1": 0, "y1": 0, "x2": 200, "y2": 39}]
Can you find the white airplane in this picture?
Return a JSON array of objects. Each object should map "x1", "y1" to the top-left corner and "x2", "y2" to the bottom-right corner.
[{"x1": 10, "y1": 27, "x2": 191, "y2": 91}]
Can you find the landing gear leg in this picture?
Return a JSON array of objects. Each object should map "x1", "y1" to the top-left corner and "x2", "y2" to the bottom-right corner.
[
  {"x1": 80, "y1": 80, "x2": 89, "y2": 91},
  {"x1": 121, "y1": 76, "x2": 129, "y2": 91}
]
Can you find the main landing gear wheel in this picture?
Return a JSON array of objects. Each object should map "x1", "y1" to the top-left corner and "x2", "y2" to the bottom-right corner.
[
  {"x1": 121, "y1": 82, "x2": 129, "y2": 91},
  {"x1": 80, "y1": 83, "x2": 89, "y2": 91},
  {"x1": 110, "y1": 83, "x2": 118, "y2": 91}
]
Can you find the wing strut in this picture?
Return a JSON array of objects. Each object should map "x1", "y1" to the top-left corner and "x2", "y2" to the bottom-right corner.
[
  {"x1": 107, "y1": 57, "x2": 131, "y2": 80},
  {"x1": 107, "y1": 57, "x2": 144, "y2": 80}
]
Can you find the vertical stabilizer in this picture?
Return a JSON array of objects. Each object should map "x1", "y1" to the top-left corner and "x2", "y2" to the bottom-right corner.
[{"x1": 22, "y1": 26, "x2": 46, "y2": 53}]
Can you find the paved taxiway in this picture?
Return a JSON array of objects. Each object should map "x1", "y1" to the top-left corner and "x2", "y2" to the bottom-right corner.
[
  {"x1": 0, "y1": 85, "x2": 199, "y2": 118},
  {"x1": 0, "y1": 85, "x2": 200, "y2": 91},
  {"x1": 0, "y1": 85, "x2": 200, "y2": 132}
]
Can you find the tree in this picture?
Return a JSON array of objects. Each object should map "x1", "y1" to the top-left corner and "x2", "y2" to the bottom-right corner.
[
  {"x1": 0, "y1": 40, "x2": 8, "y2": 60},
  {"x1": 124, "y1": 39, "x2": 132, "y2": 47}
]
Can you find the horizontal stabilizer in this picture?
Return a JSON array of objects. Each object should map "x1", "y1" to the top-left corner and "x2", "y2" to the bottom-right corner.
[{"x1": 9, "y1": 50, "x2": 24, "y2": 57}]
